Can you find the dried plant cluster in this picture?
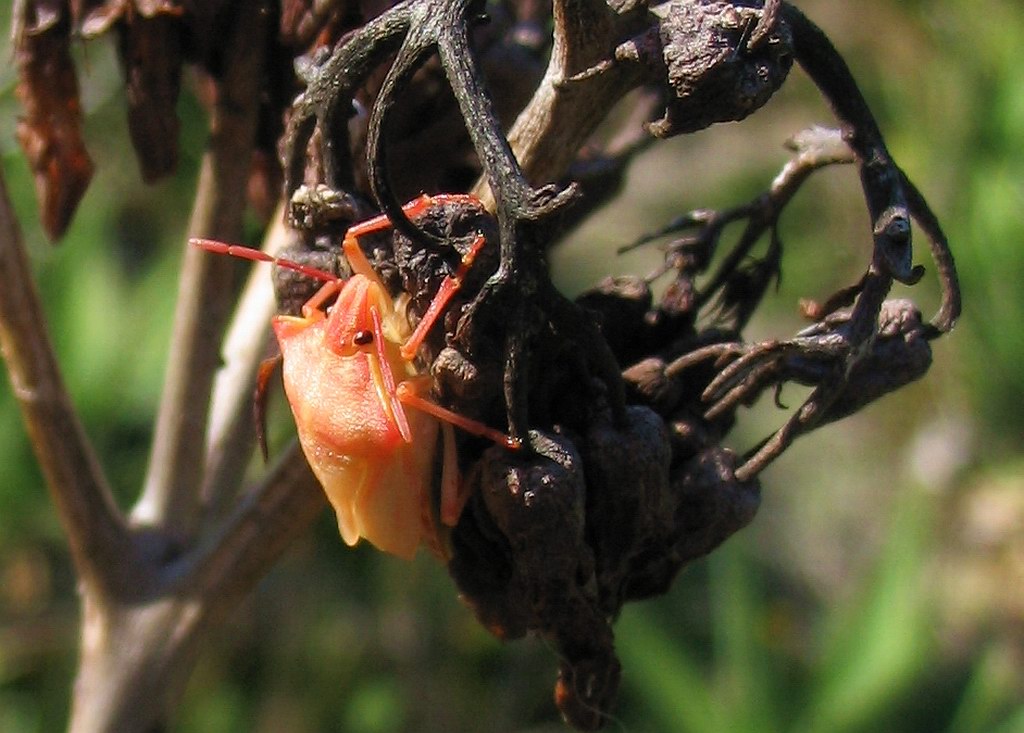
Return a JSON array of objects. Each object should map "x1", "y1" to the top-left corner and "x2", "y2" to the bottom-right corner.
[{"x1": 2, "y1": 0, "x2": 960, "y2": 730}]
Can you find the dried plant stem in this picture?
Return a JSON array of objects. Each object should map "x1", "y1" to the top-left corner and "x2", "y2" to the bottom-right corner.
[
  {"x1": 0, "y1": 168, "x2": 129, "y2": 595},
  {"x1": 476, "y1": 0, "x2": 643, "y2": 207},
  {"x1": 66, "y1": 444, "x2": 323, "y2": 733},
  {"x1": 191, "y1": 445, "x2": 325, "y2": 609},
  {"x1": 200, "y1": 209, "x2": 290, "y2": 523},
  {"x1": 135, "y1": 3, "x2": 270, "y2": 534},
  {"x1": 2, "y1": 5, "x2": 340, "y2": 731}
]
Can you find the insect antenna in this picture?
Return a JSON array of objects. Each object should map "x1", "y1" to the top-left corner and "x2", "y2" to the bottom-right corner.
[{"x1": 190, "y1": 238, "x2": 339, "y2": 284}]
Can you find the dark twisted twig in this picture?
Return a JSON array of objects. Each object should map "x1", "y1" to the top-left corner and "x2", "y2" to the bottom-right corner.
[
  {"x1": 636, "y1": 6, "x2": 961, "y2": 480},
  {"x1": 283, "y1": 1, "x2": 416, "y2": 199},
  {"x1": 286, "y1": 0, "x2": 624, "y2": 441},
  {"x1": 627, "y1": 125, "x2": 855, "y2": 332},
  {"x1": 712, "y1": 4, "x2": 961, "y2": 477},
  {"x1": 900, "y1": 172, "x2": 960, "y2": 335}
]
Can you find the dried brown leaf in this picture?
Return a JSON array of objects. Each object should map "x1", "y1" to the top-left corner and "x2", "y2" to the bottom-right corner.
[
  {"x1": 116, "y1": 11, "x2": 183, "y2": 181},
  {"x1": 14, "y1": 3, "x2": 94, "y2": 241}
]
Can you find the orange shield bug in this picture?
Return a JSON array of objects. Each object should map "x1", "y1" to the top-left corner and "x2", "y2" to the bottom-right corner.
[{"x1": 193, "y1": 194, "x2": 515, "y2": 559}]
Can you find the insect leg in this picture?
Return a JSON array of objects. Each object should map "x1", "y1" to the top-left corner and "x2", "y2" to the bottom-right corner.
[
  {"x1": 340, "y1": 196, "x2": 439, "y2": 282},
  {"x1": 254, "y1": 354, "x2": 282, "y2": 461},
  {"x1": 342, "y1": 193, "x2": 485, "y2": 282},
  {"x1": 400, "y1": 233, "x2": 486, "y2": 360},
  {"x1": 300, "y1": 279, "x2": 344, "y2": 319},
  {"x1": 396, "y1": 377, "x2": 519, "y2": 449},
  {"x1": 348, "y1": 193, "x2": 483, "y2": 241},
  {"x1": 190, "y1": 238, "x2": 339, "y2": 284},
  {"x1": 369, "y1": 304, "x2": 412, "y2": 442}
]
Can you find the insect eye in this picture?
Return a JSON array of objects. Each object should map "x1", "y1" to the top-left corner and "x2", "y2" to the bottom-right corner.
[{"x1": 353, "y1": 330, "x2": 374, "y2": 346}]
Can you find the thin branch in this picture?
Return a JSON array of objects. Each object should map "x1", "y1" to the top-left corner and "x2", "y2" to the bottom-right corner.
[
  {"x1": 476, "y1": 0, "x2": 643, "y2": 207},
  {"x1": 134, "y1": 3, "x2": 270, "y2": 535},
  {"x1": 199, "y1": 210, "x2": 291, "y2": 524},
  {"x1": 189, "y1": 444, "x2": 325, "y2": 614},
  {"x1": 899, "y1": 171, "x2": 961, "y2": 333},
  {"x1": 734, "y1": 267, "x2": 893, "y2": 481},
  {"x1": 0, "y1": 166, "x2": 130, "y2": 593},
  {"x1": 283, "y1": 1, "x2": 415, "y2": 199},
  {"x1": 694, "y1": 126, "x2": 855, "y2": 314},
  {"x1": 784, "y1": 1, "x2": 918, "y2": 286}
]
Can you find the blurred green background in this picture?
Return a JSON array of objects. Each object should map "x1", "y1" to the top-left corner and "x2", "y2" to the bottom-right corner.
[{"x1": 1, "y1": 1, "x2": 1021, "y2": 731}]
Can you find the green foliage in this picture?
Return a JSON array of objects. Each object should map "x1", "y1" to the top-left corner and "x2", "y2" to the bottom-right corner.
[
  {"x1": 618, "y1": 494, "x2": 1023, "y2": 733},
  {"x1": 931, "y1": 1, "x2": 1024, "y2": 446}
]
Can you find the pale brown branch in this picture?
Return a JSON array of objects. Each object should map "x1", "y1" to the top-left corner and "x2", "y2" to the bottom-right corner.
[
  {"x1": 67, "y1": 447, "x2": 323, "y2": 733},
  {"x1": 476, "y1": 0, "x2": 644, "y2": 207},
  {"x1": 190, "y1": 444, "x2": 325, "y2": 615},
  {"x1": 199, "y1": 209, "x2": 291, "y2": 524},
  {"x1": 134, "y1": 4, "x2": 270, "y2": 534},
  {"x1": 0, "y1": 166, "x2": 130, "y2": 593}
]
